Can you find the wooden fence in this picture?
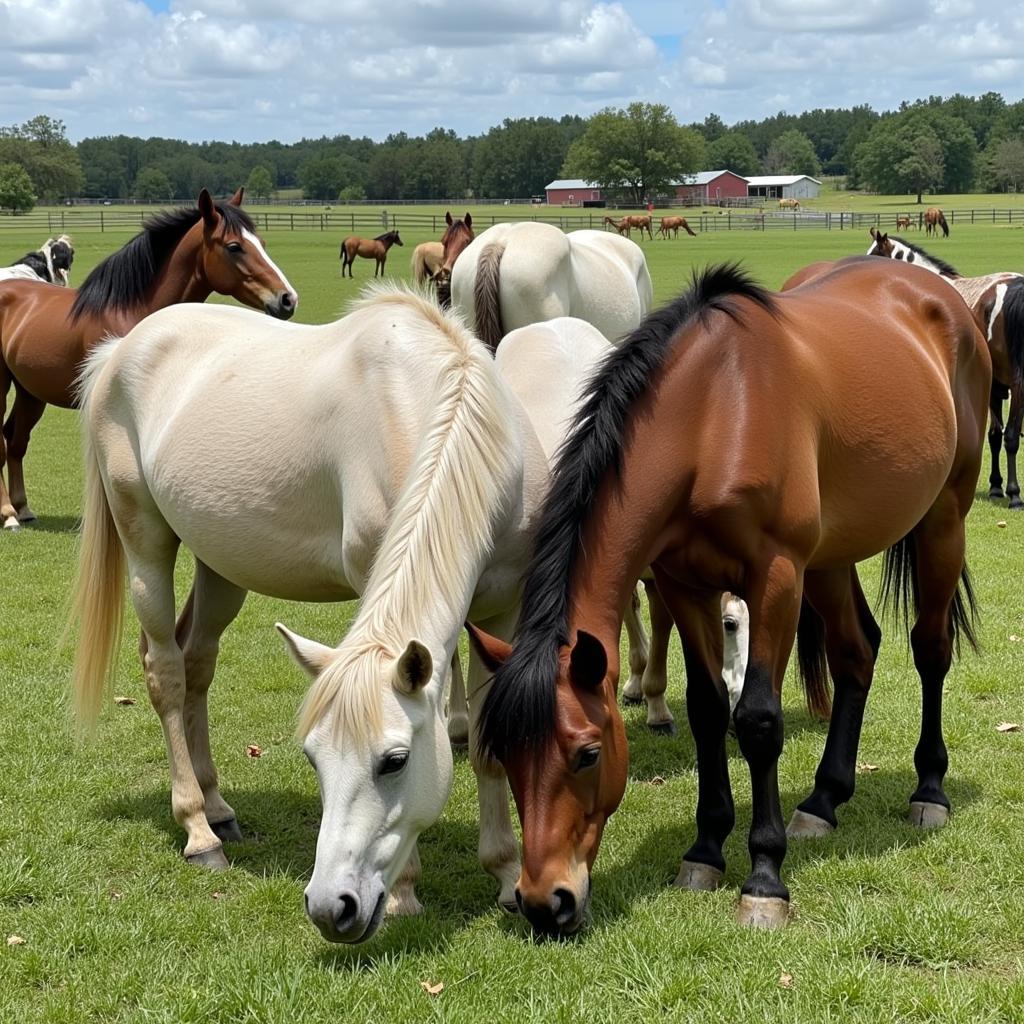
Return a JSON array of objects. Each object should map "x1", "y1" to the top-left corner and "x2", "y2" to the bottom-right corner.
[{"x1": 2, "y1": 207, "x2": 1023, "y2": 235}]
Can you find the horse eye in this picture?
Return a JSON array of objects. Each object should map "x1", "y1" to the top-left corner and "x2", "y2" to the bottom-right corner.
[
  {"x1": 723, "y1": 617, "x2": 738, "y2": 634},
  {"x1": 576, "y1": 746, "x2": 601, "y2": 772},
  {"x1": 379, "y1": 750, "x2": 410, "y2": 776},
  {"x1": 226, "y1": 242, "x2": 243, "y2": 254}
]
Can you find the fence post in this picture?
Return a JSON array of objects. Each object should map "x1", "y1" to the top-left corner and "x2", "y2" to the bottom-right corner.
[
  {"x1": 728, "y1": 211, "x2": 731, "y2": 230},
  {"x1": 100, "y1": 210, "x2": 104, "y2": 232}
]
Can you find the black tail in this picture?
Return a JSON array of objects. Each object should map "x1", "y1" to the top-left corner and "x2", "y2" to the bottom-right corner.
[
  {"x1": 1001, "y1": 277, "x2": 1024, "y2": 389},
  {"x1": 795, "y1": 598, "x2": 832, "y2": 720},
  {"x1": 879, "y1": 534, "x2": 978, "y2": 657},
  {"x1": 939, "y1": 211, "x2": 949, "y2": 237}
]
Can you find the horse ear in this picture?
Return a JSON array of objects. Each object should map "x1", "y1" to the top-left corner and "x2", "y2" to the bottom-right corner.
[
  {"x1": 276, "y1": 623, "x2": 335, "y2": 679},
  {"x1": 445, "y1": 211, "x2": 453, "y2": 226},
  {"x1": 229, "y1": 186, "x2": 245, "y2": 206},
  {"x1": 869, "y1": 226, "x2": 877, "y2": 239},
  {"x1": 569, "y1": 630, "x2": 607, "y2": 691},
  {"x1": 464, "y1": 212, "x2": 472, "y2": 228},
  {"x1": 466, "y1": 624, "x2": 511, "y2": 672},
  {"x1": 198, "y1": 188, "x2": 218, "y2": 230},
  {"x1": 395, "y1": 639, "x2": 433, "y2": 694}
]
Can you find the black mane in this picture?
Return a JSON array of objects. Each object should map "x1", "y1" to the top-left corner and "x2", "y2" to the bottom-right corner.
[
  {"x1": 70, "y1": 201, "x2": 255, "y2": 322},
  {"x1": 888, "y1": 236, "x2": 961, "y2": 278},
  {"x1": 374, "y1": 230, "x2": 400, "y2": 243},
  {"x1": 477, "y1": 264, "x2": 778, "y2": 762},
  {"x1": 11, "y1": 250, "x2": 52, "y2": 282}
]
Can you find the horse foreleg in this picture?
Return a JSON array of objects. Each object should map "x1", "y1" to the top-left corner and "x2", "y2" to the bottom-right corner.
[
  {"x1": 639, "y1": 579, "x2": 675, "y2": 734},
  {"x1": 446, "y1": 649, "x2": 469, "y2": 747},
  {"x1": 621, "y1": 583, "x2": 650, "y2": 704},
  {"x1": 4, "y1": 386, "x2": 46, "y2": 522},
  {"x1": 0, "y1": 363, "x2": 17, "y2": 530},
  {"x1": 989, "y1": 384, "x2": 1007, "y2": 499},
  {"x1": 1004, "y1": 385, "x2": 1023, "y2": 509}
]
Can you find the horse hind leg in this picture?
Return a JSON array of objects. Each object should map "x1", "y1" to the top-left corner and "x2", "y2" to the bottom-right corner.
[
  {"x1": 446, "y1": 649, "x2": 469, "y2": 748},
  {"x1": 0, "y1": 364, "x2": 18, "y2": 530},
  {"x1": 621, "y1": 583, "x2": 650, "y2": 704},
  {"x1": 638, "y1": 579, "x2": 675, "y2": 734},
  {"x1": 1003, "y1": 387, "x2": 1023, "y2": 509},
  {"x1": 988, "y1": 385, "x2": 1006, "y2": 500},
  {"x1": 4, "y1": 386, "x2": 46, "y2": 522}
]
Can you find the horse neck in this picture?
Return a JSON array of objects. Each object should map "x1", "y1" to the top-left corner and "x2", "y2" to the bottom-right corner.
[
  {"x1": 891, "y1": 241, "x2": 954, "y2": 279},
  {"x1": 141, "y1": 223, "x2": 213, "y2": 314}
]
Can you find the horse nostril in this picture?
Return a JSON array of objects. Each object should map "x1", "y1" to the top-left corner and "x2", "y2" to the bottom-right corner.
[
  {"x1": 335, "y1": 891, "x2": 360, "y2": 930},
  {"x1": 515, "y1": 888, "x2": 524, "y2": 912},
  {"x1": 280, "y1": 292, "x2": 294, "y2": 310},
  {"x1": 552, "y1": 887, "x2": 577, "y2": 928}
]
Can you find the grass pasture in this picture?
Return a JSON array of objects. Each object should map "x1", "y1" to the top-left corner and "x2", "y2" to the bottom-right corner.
[{"x1": 0, "y1": 220, "x2": 1023, "y2": 1022}]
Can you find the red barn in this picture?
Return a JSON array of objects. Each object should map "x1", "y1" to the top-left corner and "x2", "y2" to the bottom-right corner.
[
  {"x1": 672, "y1": 170, "x2": 748, "y2": 205},
  {"x1": 544, "y1": 179, "x2": 604, "y2": 205}
]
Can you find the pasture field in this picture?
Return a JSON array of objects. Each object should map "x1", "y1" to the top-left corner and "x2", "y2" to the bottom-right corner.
[{"x1": 0, "y1": 222, "x2": 1023, "y2": 1023}]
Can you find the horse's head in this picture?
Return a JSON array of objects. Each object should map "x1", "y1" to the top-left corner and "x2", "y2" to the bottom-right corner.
[
  {"x1": 470, "y1": 625, "x2": 628, "y2": 938},
  {"x1": 390, "y1": 231, "x2": 404, "y2": 247},
  {"x1": 436, "y1": 211, "x2": 474, "y2": 284},
  {"x1": 46, "y1": 235, "x2": 74, "y2": 285},
  {"x1": 196, "y1": 187, "x2": 298, "y2": 319},
  {"x1": 278, "y1": 625, "x2": 452, "y2": 944},
  {"x1": 866, "y1": 226, "x2": 895, "y2": 258}
]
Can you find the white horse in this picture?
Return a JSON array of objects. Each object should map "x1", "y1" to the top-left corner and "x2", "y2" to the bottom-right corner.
[
  {"x1": 0, "y1": 235, "x2": 74, "y2": 285},
  {"x1": 450, "y1": 223, "x2": 653, "y2": 350},
  {"x1": 492, "y1": 317, "x2": 750, "y2": 729},
  {"x1": 70, "y1": 286, "x2": 551, "y2": 943}
]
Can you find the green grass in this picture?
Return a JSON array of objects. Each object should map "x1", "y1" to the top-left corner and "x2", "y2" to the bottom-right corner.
[{"x1": 1, "y1": 222, "x2": 1024, "y2": 1023}]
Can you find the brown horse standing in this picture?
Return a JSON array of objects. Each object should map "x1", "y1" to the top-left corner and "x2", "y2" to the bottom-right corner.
[
  {"x1": 0, "y1": 188, "x2": 297, "y2": 530},
  {"x1": 602, "y1": 215, "x2": 631, "y2": 237},
  {"x1": 896, "y1": 215, "x2": 912, "y2": 230},
  {"x1": 626, "y1": 214, "x2": 654, "y2": 241},
  {"x1": 657, "y1": 215, "x2": 697, "y2": 238},
  {"x1": 339, "y1": 230, "x2": 403, "y2": 278},
  {"x1": 431, "y1": 212, "x2": 474, "y2": 306},
  {"x1": 925, "y1": 207, "x2": 949, "y2": 237},
  {"x1": 471, "y1": 259, "x2": 989, "y2": 937},
  {"x1": 411, "y1": 242, "x2": 444, "y2": 284}
]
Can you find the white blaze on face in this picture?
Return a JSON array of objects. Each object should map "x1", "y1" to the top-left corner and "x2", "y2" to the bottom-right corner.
[{"x1": 242, "y1": 228, "x2": 298, "y2": 304}]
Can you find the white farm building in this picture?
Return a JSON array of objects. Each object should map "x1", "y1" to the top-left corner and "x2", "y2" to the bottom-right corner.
[{"x1": 745, "y1": 175, "x2": 821, "y2": 201}]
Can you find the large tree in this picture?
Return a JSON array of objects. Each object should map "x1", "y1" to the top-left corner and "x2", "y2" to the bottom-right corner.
[
  {"x1": 987, "y1": 136, "x2": 1024, "y2": 192},
  {"x1": 562, "y1": 103, "x2": 706, "y2": 205},
  {"x1": 133, "y1": 166, "x2": 173, "y2": 202},
  {"x1": 763, "y1": 129, "x2": 821, "y2": 176},
  {"x1": 0, "y1": 162, "x2": 36, "y2": 213},
  {"x1": 0, "y1": 115, "x2": 84, "y2": 200},
  {"x1": 706, "y1": 132, "x2": 761, "y2": 176},
  {"x1": 246, "y1": 165, "x2": 274, "y2": 199}
]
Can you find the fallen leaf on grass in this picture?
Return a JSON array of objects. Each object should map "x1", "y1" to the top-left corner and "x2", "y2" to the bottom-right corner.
[
  {"x1": 649, "y1": 775, "x2": 666, "y2": 786},
  {"x1": 996, "y1": 722, "x2": 1020, "y2": 733},
  {"x1": 211, "y1": 891, "x2": 224, "y2": 900},
  {"x1": 110, "y1": 890, "x2": 123, "y2": 901},
  {"x1": 856, "y1": 762, "x2": 879, "y2": 773},
  {"x1": 997, "y1": 520, "x2": 1008, "y2": 528},
  {"x1": 1010, "y1": 635, "x2": 1021, "y2": 643},
  {"x1": 114, "y1": 696, "x2": 136, "y2": 706},
  {"x1": 245, "y1": 744, "x2": 263, "y2": 758},
  {"x1": 7, "y1": 935, "x2": 25, "y2": 947},
  {"x1": 420, "y1": 980, "x2": 444, "y2": 996},
  {"x1": 778, "y1": 971, "x2": 793, "y2": 989}
]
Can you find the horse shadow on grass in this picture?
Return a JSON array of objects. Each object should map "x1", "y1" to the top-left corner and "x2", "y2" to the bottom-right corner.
[{"x1": 10, "y1": 514, "x2": 80, "y2": 535}]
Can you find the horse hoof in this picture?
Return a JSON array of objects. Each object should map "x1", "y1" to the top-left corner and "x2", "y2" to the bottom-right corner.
[
  {"x1": 989, "y1": 488, "x2": 1005, "y2": 500},
  {"x1": 185, "y1": 845, "x2": 229, "y2": 871},
  {"x1": 499, "y1": 899, "x2": 520, "y2": 915},
  {"x1": 447, "y1": 720, "x2": 469, "y2": 749},
  {"x1": 673, "y1": 860, "x2": 723, "y2": 892},
  {"x1": 622, "y1": 692, "x2": 645, "y2": 706},
  {"x1": 1009, "y1": 500, "x2": 1024, "y2": 511},
  {"x1": 648, "y1": 720, "x2": 677, "y2": 737},
  {"x1": 16, "y1": 508, "x2": 36, "y2": 524},
  {"x1": 908, "y1": 801, "x2": 949, "y2": 829},
  {"x1": 787, "y1": 809, "x2": 834, "y2": 839},
  {"x1": 2, "y1": 516, "x2": 20, "y2": 532},
  {"x1": 210, "y1": 817, "x2": 243, "y2": 843},
  {"x1": 736, "y1": 895, "x2": 789, "y2": 929}
]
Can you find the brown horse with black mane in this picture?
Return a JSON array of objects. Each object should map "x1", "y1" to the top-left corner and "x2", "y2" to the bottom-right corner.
[
  {"x1": 925, "y1": 207, "x2": 949, "y2": 237},
  {"x1": 470, "y1": 258, "x2": 989, "y2": 937},
  {"x1": 339, "y1": 230, "x2": 403, "y2": 278},
  {"x1": 0, "y1": 187, "x2": 297, "y2": 530}
]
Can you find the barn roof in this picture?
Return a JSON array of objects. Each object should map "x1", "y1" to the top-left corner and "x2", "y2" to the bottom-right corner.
[
  {"x1": 673, "y1": 169, "x2": 746, "y2": 186},
  {"x1": 745, "y1": 175, "x2": 822, "y2": 186},
  {"x1": 544, "y1": 179, "x2": 599, "y2": 190}
]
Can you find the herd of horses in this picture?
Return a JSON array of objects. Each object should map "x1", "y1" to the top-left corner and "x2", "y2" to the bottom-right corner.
[{"x1": 1, "y1": 189, "x2": 1017, "y2": 946}]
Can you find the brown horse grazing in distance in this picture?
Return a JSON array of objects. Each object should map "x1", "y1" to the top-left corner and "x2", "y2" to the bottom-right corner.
[
  {"x1": 626, "y1": 214, "x2": 654, "y2": 241},
  {"x1": 339, "y1": 230, "x2": 403, "y2": 278},
  {"x1": 602, "y1": 215, "x2": 631, "y2": 237},
  {"x1": 469, "y1": 259, "x2": 989, "y2": 937},
  {"x1": 0, "y1": 187, "x2": 297, "y2": 530},
  {"x1": 657, "y1": 215, "x2": 697, "y2": 238},
  {"x1": 896, "y1": 215, "x2": 911, "y2": 230},
  {"x1": 925, "y1": 207, "x2": 949, "y2": 237},
  {"x1": 411, "y1": 241, "x2": 444, "y2": 284}
]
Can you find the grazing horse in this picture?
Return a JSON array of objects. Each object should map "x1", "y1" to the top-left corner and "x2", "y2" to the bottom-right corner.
[
  {"x1": 924, "y1": 207, "x2": 949, "y2": 237},
  {"x1": 626, "y1": 214, "x2": 654, "y2": 241},
  {"x1": 411, "y1": 242, "x2": 444, "y2": 285},
  {"x1": 0, "y1": 188, "x2": 296, "y2": 531},
  {"x1": 70, "y1": 285, "x2": 550, "y2": 942},
  {"x1": 339, "y1": 230, "x2": 403, "y2": 278},
  {"x1": 657, "y1": 216, "x2": 697, "y2": 239},
  {"x1": 602, "y1": 216, "x2": 631, "y2": 237},
  {"x1": 778, "y1": 198, "x2": 801, "y2": 210},
  {"x1": 450, "y1": 222, "x2": 653, "y2": 351},
  {"x1": 896, "y1": 215, "x2": 911, "y2": 230},
  {"x1": 867, "y1": 228, "x2": 1024, "y2": 508},
  {"x1": 470, "y1": 260, "x2": 988, "y2": 937},
  {"x1": 1, "y1": 235, "x2": 75, "y2": 286}
]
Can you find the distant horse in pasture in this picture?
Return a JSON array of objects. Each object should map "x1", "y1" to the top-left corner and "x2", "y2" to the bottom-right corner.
[
  {"x1": 896, "y1": 215, "x2": 911, "y2": 230},
  {"x1": 626, "y1": 214, "x2": 654, "y2": 241},
  {"x1": 339, "y1": 230, "x2": 403, "y2": 278},
  {"x1": 0, "y1": 235, "x2": 75, "y2": 286},
  {"x1": 603, "y1": 216, "x2": 631, "y2": 237},
  {"x1": 924, "y1": 207, "x2": 949, "y2": 237},
  {"x1": 411, "y1": 242, "x2": 444, "y2": 285},
  {"x1": 778, "y1": 198, "x2": 801, "y2": 210},
  {"x1": 657, "y1": 216, "x2": 697, "y2": 239},
  {"x1": 868, "y1": 227, "x2": 1024, "y2": 508}
]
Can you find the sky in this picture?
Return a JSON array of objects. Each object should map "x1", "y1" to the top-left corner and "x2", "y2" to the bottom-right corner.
[{"x1": 0, "y1": 0, "x2": 1021, "y2": 143}]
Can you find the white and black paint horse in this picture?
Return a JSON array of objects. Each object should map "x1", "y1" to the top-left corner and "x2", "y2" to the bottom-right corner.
[
  {"x1": 0, "y1": 235, "x2": 75, "y2": 286},
  {"x1": 868, "y1": 228, "x2": 1024, "y2": 508}
]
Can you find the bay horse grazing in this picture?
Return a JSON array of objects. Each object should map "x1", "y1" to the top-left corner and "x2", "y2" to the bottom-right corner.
[
  {"x1": 70, "y1": 285, "x2": 552, "y2": 941},
  {"x1": 603, "y1": 215, "x2": 631, "y2": 237},
  {"x1": 778, "y1": 197, "x2": 800, "y2": 210},
  {"x1": 925, "y1": 206, "x2": 949, "y2": 237},
  {"x1": 626, "y1": 214, "x2": 654, "y2": 241},
  {"x1": 868, "y1": 228, "x2": 1024, "y2": 507},
  {"x1": 411, "y1": 241, "x2": 444, "y2": 284},
  {"x1": 657, "y1": 215, "x2": 697, "y2": 239},
  {"x1": 470, "y1": 259, "x2": 988, "y2": 937},
  {"x1": 896, "y1": 215, "x2": 911, "y2": 230},
  {"x1": 450, "y1": 222, "x2": 653, "y2": 351},
  {"x1": 339, "y1": 230, "x2": 403, "y2": 278},
  {"x1": 1, "y1": 235, "x2": 75, "y2": 285},
  {"x1": 0, "y1": 188, "x2": 296, "y2": 530}
]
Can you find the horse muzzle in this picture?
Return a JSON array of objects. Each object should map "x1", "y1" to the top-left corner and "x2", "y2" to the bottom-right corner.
[
  {"x1": 266, "y1": 289, "x2": 298, "y2": 320},
  {"x1": 516, "y1": 877, "x2": 591, "y2": 938},
  {"x1": 304, "y1": 880, "x2": 386, "y2": 943}
]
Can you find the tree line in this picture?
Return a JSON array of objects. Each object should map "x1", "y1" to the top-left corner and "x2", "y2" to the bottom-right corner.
[{"x1": 2, "y1": 92, "x2": 1024, "y2": 212}]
